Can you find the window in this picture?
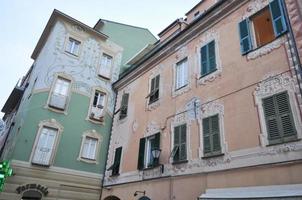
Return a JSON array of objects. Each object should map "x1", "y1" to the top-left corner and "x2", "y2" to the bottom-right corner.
[
  {"x1": 202, "y1": 114, "x2": 222, "y2": 157},
  {"x1": 175, "y1": 58, "x2": 188, "y2": 90},
  {"x1": 148, "y1": 75, "x2": 160, "y2": 104},
  {"x1": 99, "y1": 53, "x2": 113, "y2": 79},
  {"x1": 172, "y1": 124, "x2": 187, "y2": 163},
  {"x1": 107, "y1": 147, "x2": 122, "y2": 176},
  {"x1": 239, "y1": 0, "x2": 287, "y2": 54},
  {"x1": 49, "y1": 77, "x2": 71, "y2": 110},
  {"x1": 90, "y1": 90, "x2": 106, "y2": 121},
  {"x1": 32, "y1": 127, "x2": 58, "y2": 166},
  {"x1": 200, "y1": 40, "x2": 216, "y2": 77},
  {"x1": 119, "y1": 93, "x2": 129, "y2": 120},
  {"x1": 137, "y1": 133, "x2": 160, "y2": 170},
  {"x1": 81, "y1": 137, "x2": 98, "y2": 160},
  {"x1": 262, "y1": 92, "x2": 297, "y2": 145},
  {"x1": 66, "y1": 37, "x2": 81, "y2": 56}
]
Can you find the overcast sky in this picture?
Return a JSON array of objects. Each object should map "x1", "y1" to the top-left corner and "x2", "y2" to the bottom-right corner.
[{"x1": 0, "y1": 0, "x2": 200, "y2": 118}]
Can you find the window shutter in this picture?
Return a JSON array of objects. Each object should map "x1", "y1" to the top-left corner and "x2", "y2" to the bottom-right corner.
[
  {"x1": 120, "y1": 93, "x2": 129, "y2": 119},
  {"x1": 153, "y1": 133, "x2": 160, "y2": 165},
  {"x1": 263, "y1": 96, "x2": 281, "y2": 143},
  {"x1": 180, "y1": 124, "x2": 187, "y2": 161},
  {"x1": 208, "y1": 41, "x2": 216, "y2": 72},
  {"x1": 137, "y1": 138, "x2": 145, "y2": 170},
  {"x1": 201, "y1": 45, "x2": 208, "y2": 75},
  {"x1": 276, "y1": 92, "x2": 296, "y2": 137},
  {"x1": 238, "y1": 19, "x2": 252, "y2": 55},
  {"x1": 112, "y1": 147, "x2": 122, "y2": 175},
  {"x1": 203, "y1": 118, "x2": 212, "y2": 154},
  {"x1": 211, "y1": 115, "x2": 221, "y2": 152},
  {"x1": 173, "y1": 126, "x2": 180, "y2": 162},
  {"x1": 269, "y1": 0, "x2": 287, "y2": 37}
]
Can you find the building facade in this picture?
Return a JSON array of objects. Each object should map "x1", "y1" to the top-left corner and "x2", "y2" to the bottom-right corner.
[
  {"x1": 0, "y1": 10, "x2": 156, "y2": 200},
  {"x1": 102, "y1": 0, "x2": 302, "y2": 199}
]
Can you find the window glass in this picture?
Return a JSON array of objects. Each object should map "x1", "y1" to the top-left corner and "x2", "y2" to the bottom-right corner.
[
  {"x1": 175, "y1": 58, "x2": 188, "y2": 90},
  {"x1": 82, "y1": 137, "x2": 97, "y2": 160}
]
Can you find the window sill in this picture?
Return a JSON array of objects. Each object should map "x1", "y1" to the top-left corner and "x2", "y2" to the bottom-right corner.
[
  {"x1": 202, "y1": 152, "x2": 224, "y2": 159},
  {"x1": 175, "y1": 84, "x2": 188, "y2": 91},
  {"x1": 98, "y1": 74, "x2": 111, "y2": 81},
  {"x1": 172, "y1": 160, "x2": 188, "y2": 165},
  {"x1": 64, "y1": 50, "x2": 79, "y2": 58},
  {"x1": 267, "y1": 137, "x2": 300, "y2": 147},
  {"x1": 199, "y1": 69, "x2": 218, "y2": 79},
  {"x1": 31, "y1": 162, "x2": 50, "y2": 167},
  {"x1": 110, "y1": 173, "x2": 120, "y2": 177},
  {"x1": 148, "y1": 99, "x2": 159, "y2": 105},
  {"x1": 87, "y1": 116, "x2": 105, "y2": 125},
  {"x1": 45, "y1": 105, "x2": 68, "y2": 115},
  {"x1": 77, "y1": 157, "x2": 98, "y2": 164}
]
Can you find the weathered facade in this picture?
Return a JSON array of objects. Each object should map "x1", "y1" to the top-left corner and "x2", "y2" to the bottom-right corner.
[
  {"x1": 103, "y1": 0, "x2": 302, "y2": 199},
  {"x1": 0, "y1": 10, "x2": 156, "y2": 200}
]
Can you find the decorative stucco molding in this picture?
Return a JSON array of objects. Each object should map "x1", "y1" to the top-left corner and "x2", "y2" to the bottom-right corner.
[
  {"x1": 196, "y1": 29, "x2": 222, "y2": 85},
  {"x1": 254, "y1": 73, "x2": 302, "y2": 146},
  {"x1": 242, "y1": 0, "x2": 270, "y2": 20},
  {"x1": 197, "y1": 101, "x2": 228, "y2": 158},
  {"x1": 247, "y1": 37, "x2": 286, "y2": 60},
  {"x1": 144, "y1": 121, "x2": 161, "y2": 137}
]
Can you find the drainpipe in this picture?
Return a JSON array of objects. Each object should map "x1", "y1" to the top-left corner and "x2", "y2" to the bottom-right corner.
[{"x1": 283, "y1": 0, "x2": 302, "y2": 97}]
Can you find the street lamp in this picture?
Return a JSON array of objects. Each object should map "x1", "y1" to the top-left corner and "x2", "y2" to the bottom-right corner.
[{"x1": 151, "y1": 148, "x2": 164, "y2": 173}]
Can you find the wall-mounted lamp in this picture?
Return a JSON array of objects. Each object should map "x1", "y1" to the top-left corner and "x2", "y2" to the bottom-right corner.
[
  {"x1": 134, "y1": 190, "x2": 145, "y2": 197},
  {"x1": 151, "y1": 148, "x2": 164, "y2": 173}
]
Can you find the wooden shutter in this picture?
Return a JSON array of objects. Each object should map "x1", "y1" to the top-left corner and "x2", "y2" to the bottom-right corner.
[
  {"x1": 263, "y1": 92, "x2": 297, "y2": 144},
  {"x1": 238, "y1": 19, "x2": 253, "y2": 55},
  {"x1": 269, "y1": 0, "x2": 287, "y2": 37},
  {"x1": 179, "y1": 124, "x2": 187, "y2": 161},
  {"x1": 173, "y1": 126, "x2": 180, "y2": 162},
  {"x1": 276, "y1": 92, "x2": 296, "y2": 139},
  {"x1": 208, "y1": 41, "x2": 216, "y2": 72},
  {"x1": 149, "y1": 75, "x2": 160, "y2": 103},
  {"x1": 153, "y1": 133, "x2": 160, "y2": 165},
  {"x1": 112, "y1": 147, "x2": 122, "y2": 175},
  {"x1": 203, "y1": 115, "x2": 221, "y2": 157},
  {"x1": 119, "y1": 93, "x2": 129, "y2": 119},
  {"x1": 201, "y1": 45, "x2": 208, "y2": 76},
  {"x1": 137, "y1": 138, "x2": 145, "y2": 170}
]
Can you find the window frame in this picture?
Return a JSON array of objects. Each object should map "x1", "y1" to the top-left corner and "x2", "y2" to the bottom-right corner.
[
  {"x1": 46, "y1": 74, "x2": 73, "y2": 114},
  {"x1": 87, "y1": 87, "x2": 107, "y2": 124},
  {"x1": 148, "y1": 75, "x2": 160, "y2": 104},
  {"x1": 30, "y1": 119, "x2": 63, "y2": 167},
  {"x1": 175, "y1": 58, "x2": 189, "y2": 91},
  {"x1": 78, "y1": 130, "x2": 102, "y2": 164},
  {"x1": 98, "y1": 53, "x2": 113, "y2": 80},
  {"x1": 65, "y1": 37, "x2": 81, "y2": 56},
  {"x1": 172, "y1": 123, "x2": 188, "y2": 164}
]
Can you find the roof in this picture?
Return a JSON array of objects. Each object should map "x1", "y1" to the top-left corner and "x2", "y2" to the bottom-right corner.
[
  {"x1": 158, "y1": 18, "x2": 182, "y2": 37},
  {"x1": 31, "y1": 9, "x2": 108, "y2": 60},
  {"x1": 185, "y1": 0, "x2": 204, "y2": 16},
  {"x1": 94, "y1": 19, "x2": 158, "y2": 72}
]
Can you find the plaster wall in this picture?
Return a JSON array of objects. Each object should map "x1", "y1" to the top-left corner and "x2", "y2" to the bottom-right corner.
[{"x1": 186, "y1": 0, "x2": 217, "y2": 24}]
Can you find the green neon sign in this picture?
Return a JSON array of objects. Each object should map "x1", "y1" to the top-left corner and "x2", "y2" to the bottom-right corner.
[{"x1": 0, "y1": 160, "x2": 13, "y2": 192}]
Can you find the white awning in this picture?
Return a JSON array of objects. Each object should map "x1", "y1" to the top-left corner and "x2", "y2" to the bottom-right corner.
[{"x1": 199, "y1": 184, "x2": 302, "y2": 199}]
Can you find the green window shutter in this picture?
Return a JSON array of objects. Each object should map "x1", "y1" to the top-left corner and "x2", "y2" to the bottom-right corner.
[
  {"x1": 238, "y1": 19, "x2": 253, "y2": 55},
  {"x1": 208, "y1": 41, "x2": 216, "y2": 72},
  {"x1": 119, "y1": 93, "x2": 129, "y2": 119},
  {"x1": 112, "y1": 147, "x2": 122, "y2": 175},
  {"x1": 153, "y1": 133, "x2": 160, "y2": 165},
  {"x1": 203, "y1": 115, "x2": 221, "y2": 157},
  {"x1": 263, "y1": 96, "x2": 281, "y2": 142},
  {"x1": 137, "y1": 138, "x2": 145, "y2": 170},
  {"x1": 275, "y1": 92, "x2": 296, "y2": 138},
  {"x1": 179, "y1": 124, "x2": 187, "y2": 161},
  {"x1": 173, "y1": 126, "x2": 180, "y2": 162},
  {"x1": 149, "y1": 75, "x2": 160, "y2": 103},
  {"x1": 263, "y1": 92, "x2": 297, "y2": 145},
  {"x1": 211, "y1": 115, "x2": 221, "y2": 152},
  {"x1": 201, "y1": 45, "x2": 208, "y2": 76},
  {"x1": 203, "y1": 117, "x2": 212, "y2": 154},
  {"x1": 269, "y1": 0, "x2": 287, "y2": 37}
]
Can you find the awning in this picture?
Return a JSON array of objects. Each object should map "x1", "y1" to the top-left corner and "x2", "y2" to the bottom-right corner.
[
  {"x1": 1, "y1": 86, "x2": 24, "y2": 114},
  {"x1": 199, "y1": 184, "x2": 302, "y2": 199}
]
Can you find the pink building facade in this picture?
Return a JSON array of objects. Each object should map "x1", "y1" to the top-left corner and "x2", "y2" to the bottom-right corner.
[{"x1": 102, "y1": 0, "x2": 302, "y2": 199}]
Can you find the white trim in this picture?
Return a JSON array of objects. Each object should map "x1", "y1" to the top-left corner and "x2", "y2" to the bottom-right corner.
[
  {"x1": 197, "y1": 101, "x2": 228, "y2": 157},
  {"x1": 78, "y1": 129, "x2": 102, "y2": 164},
  {"x1": 199, "y1": 184, "x2": 302, "y2": 199},
  {"x1": 29, "y1": 119, "x2": 63, "y2": 166},
  {"x1": 254, "y1": 73, "x2": 302, "y2": 146},
  {"x1": 196, "y1": 29, "x2": 222, "y2": 85}
]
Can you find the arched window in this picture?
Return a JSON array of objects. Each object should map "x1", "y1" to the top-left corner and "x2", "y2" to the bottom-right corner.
[
  {"x1": 103, "y1": 196, "x2": 120, "y2": 200},
  {"x1": 21, "y1": 190, "x2": 42, "y2": 200},
  {"x1": 139, "y1": 196, "x2": 151, "y2": 200}
]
